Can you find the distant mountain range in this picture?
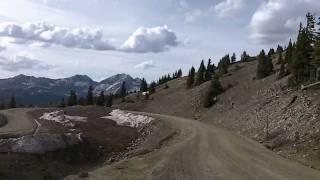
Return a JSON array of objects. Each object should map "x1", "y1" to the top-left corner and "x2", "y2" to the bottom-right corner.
[{"x1": 0, "y1": 74, "x2": 141, "y2": 105}]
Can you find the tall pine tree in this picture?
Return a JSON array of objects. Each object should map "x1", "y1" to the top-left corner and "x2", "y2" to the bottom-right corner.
[
  {"x1": 149, "y1": 82, "x2": 156, "y2": 94},
  {"x1": 285, "y1": 40, "x2": 293, "y2": 64},
  {"x1": 140, "y1": 78, "x2": 148, "y2": 92},
  {"x1": 186, "y1": 66, "x2": 195, "y2": 89},
  {"x1": 177, "y1": 69, "x2": 183, "y2": 78},
  {"x1": 289, "y1": 18, "x2": 314, "y2": 83},
  {"x1": 195, "y1": 60, "x2": 206, "y2": 86},
  {"x1": 205, "y1": 59, "x2": 213, "y2": 81},
  {"x1": 241, "y1": 51, "x2": 249, "y2": 62},
  {"x1": 218, "y1": 55, "x2": 229, "y2": 74},
  {"x1": 257, "y1": 50, "x2": 271, "y2": 79},
  {"x1": 276, "y1": 45, "x2": 284, "y2": 54},
  {"x1": 231, "y1": 53, "x2": 236, "y2": 63},
  {"x1": 86, "y1": 86, "x2": 94, "y2": 105},
  {"x1": 313, "y1": 22, "x2": 320, "y2": 80}
]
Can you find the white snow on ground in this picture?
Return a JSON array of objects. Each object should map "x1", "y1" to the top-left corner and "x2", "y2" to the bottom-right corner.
[
  {"x1": 101, "y1": 109, "x2": 154, "y2": 128},
  {"x1": 40, "y1": 111, "x2": 87, "y2": 127}
]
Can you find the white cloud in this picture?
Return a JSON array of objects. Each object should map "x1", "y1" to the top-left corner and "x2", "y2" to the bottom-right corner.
[
  {"x1": 0, "y1": 22, "x2": 180, "y2": 54},
  {"x1": 0, "y1": 22, "x2": 115, "y2": 51},
  {"x1": 135, "y1": 60, "x2": 156, "y2": 70},
  {"x1": 0, "y1": 55, "x2": 54, "y2": 72},
  {"x1": 249, "y1": 0, "x2": 320, "y2": 45},
  {"x1": 213, "y1": 0, "x2": 245, "y2": 17},
  {"x1": 121, "y1": 25, "x2": 179, "y2": 53}
]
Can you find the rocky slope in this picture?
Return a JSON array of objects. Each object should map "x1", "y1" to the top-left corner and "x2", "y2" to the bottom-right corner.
[
  {"x1": 0, "y1": 74, "x2": 141, "y2": 105},
  {"x1": 117, "y1": 58, "x2": 320, "y2": 170}
]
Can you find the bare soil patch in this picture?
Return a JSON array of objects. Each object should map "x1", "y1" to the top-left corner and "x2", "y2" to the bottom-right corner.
[{"x1": 0, "y1": 106, "x2": 142, "y2": 180}]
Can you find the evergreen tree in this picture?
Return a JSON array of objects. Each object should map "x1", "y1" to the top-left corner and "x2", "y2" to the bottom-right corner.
[
  {"x1": 257, "y1": 50, "x2": 270, "y2": 79},
  {"x1": 140, "y1": 78, "x2": 148, "y2": 92},
  {"x1": 313, "y1": 29, "x2": 320, "y2": 80},
  {"x1": 266, "y1": 55, "x2": 274, "y2": 73},
  {"x1": 268, "y1": 48, "x2": 275, "y2": 57},
  {"x1": 231, "y1": 53, "x2": 236, "y2": 63},
  {"x1": 203, "y1": 75, "x2": 224, "y2": 108},
  {"x1": 285, "y1": 40, "x2": 293, "y2": 64},
  {"x1": 120, "y1": 81, "x2": 127, "y2": 102},
  {"x1": 276, "y1": 45, "x2": 284, "y2": 54},
  {"x1": 205, "y1": 58, "x2": 213, "y2": 81},
  {"x1": 218, "y1": 55, "x2": 229, "y2": 74},
  {"x1": 313, "y1": 36, "x2": 320, "y2": 67},
  {"x1": 195, "y1": 60, "x2": 206, "y2": 85},
  {"x1": 86, "y1": 86, "x2": 94, "y2": 105},
  {"x1": 8, "y1": 96, "x2": 16, "y2": 109},
  {"x1": 290, "y1": 20, "x2": 314, "y2": 83},
  {"x1": 149, "y1": 82, "x2": 156, "y2": 94},
  {"x1": 68, "y1": 90, "x2": 77, "y2": 106},
  {"x1": 177, "y1": 69, "x2": 182, "y2": 78},
  {"x1": 105, "y1": 94, "x2": 113, "y2": 107},
  {"x1": 305, "y1": 12, "x2": 316, "y2": 67},
  {"x1": 96, "y1": 91, "x2": 105, "y2": 106},
  {"x1": 241, "y1": 51, "x2": 249, "y2": 62},
  {"x1": 186, "y1": 66, "x2": 195, "y2": 89}
]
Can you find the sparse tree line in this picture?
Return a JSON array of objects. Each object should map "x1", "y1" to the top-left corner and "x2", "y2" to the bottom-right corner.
[
  {"x1": 157, "y1": 69, "x2": 182, "y2": 85},
  {"x1": 137, "y1": 69, "x2": 183, "y2": 98},
  {"x1": 186, "y1": 55, "x2": 237, "y2": 108},
  {"x1": 186, "y1": 52, "x2": 251, "y2": 89},
  {"x1": 185, "y1": 50, "x2": 254, "y2": 108},
  {"x1": 60, "y1": 85, "x2": 113, "y2": 107},
  {"x1": 257, "y1": 12, "x2": 320, "y2": 86}
]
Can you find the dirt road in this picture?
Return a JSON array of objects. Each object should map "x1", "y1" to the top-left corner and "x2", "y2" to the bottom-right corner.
[
  {"x1": 67, "y1": 112, "x2": 320, "y2": 179},
  {"x1": 0, "y1": 108, "x2": 36, "y2": 138}
]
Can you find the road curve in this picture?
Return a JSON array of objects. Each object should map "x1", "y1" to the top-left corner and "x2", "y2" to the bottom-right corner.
[
  {"x1": 0, "y1": 108, "x2": 36, "y2": 138},
  {"x1": 66, "y1": 112, "x2": 320, "y2": 180}
]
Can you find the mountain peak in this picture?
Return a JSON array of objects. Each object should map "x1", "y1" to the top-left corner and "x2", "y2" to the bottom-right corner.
[
  {"x1": 68, "y1": 74, "x2": 94, "y2": 82},
  {"x1": 13, "y1": 74, "x2": 31, "y2": 79}
]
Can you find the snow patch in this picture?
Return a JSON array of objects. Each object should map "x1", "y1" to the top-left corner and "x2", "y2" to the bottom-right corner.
[
  {"x1": 101, "y1": 109, "x2": 154, "y2": 128},
  {"x1": 40, "y1": 111, "x2": 87, "y2": 127}
]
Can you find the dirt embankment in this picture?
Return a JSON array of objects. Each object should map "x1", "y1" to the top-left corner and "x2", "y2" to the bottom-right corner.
[{"x1": 0, "y1": 106, "x2": 150, "y2": 180}]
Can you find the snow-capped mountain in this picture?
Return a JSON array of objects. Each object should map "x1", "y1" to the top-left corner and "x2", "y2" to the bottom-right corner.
[
  {"x1": 0, "y1": 74, "x2": 141, "y2": 105},
  {"x1": 94, "y1": 74, "x2": 141, "y2": 95}
]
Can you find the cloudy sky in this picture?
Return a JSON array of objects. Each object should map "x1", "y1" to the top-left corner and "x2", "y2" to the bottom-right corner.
[{"x1": 0, "y1": 0, "x2": 319, "y2": 81}]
